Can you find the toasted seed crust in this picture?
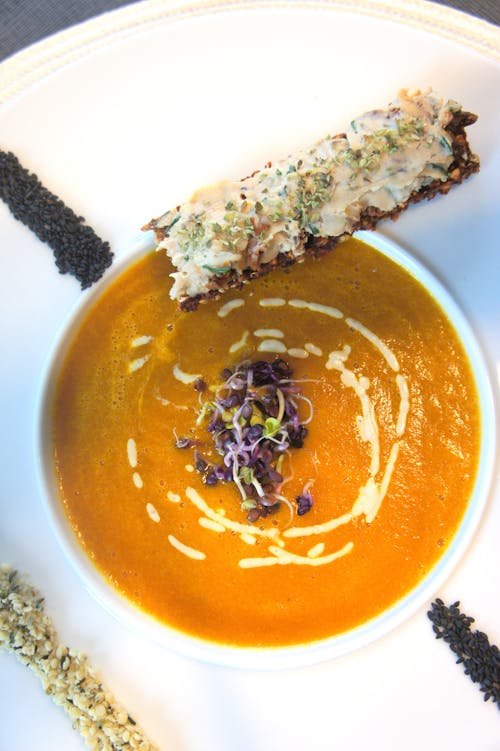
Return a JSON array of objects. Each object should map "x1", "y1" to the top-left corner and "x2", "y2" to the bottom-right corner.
[
  {"x1": 151, "y1": 110, "x2": 478, "y2": 312},
  {"x1": 0, "y1": 565, "x2": 158, "y2": 751}
]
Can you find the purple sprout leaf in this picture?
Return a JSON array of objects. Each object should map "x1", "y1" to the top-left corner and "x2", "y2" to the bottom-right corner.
[
  {"x1": 296, "y1": 491, "x2": 313, "y2": 516},
  {"x1": 175, "y1": 436, "x2": 196, "y2": 449}
]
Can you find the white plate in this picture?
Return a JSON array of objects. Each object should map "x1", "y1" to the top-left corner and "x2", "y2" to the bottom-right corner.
[{"x1": 1, "y1": 2, "x2": 499, "y2": 749}]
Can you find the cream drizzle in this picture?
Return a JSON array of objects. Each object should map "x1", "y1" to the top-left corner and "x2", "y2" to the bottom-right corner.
[
  {"x1": 259, "y1": 298, "x2": 286, "y2": 307},
  {"x1": 307, "y1": 542, "x2": 325, "y2": 558},
  {"x1": 199, "y1": 517, "x2": 226, "y2": 533},
  {"x1": 239, "y1": 541, "x2": 353, "y2": 569},
  {"x1": 217, "y1": 298, "x2": 245, "y2": 318},
  {"x1": 229, "y1": 330, "x2": 250, "y2": 354},
  {"x1": 345, "y1": 317, "x2": 399, "y2": 372},
  {"x1": 154, "y1": 392, "x2": 189, "y2": 410},
  {"x1": 326, "y1": 345, "x2": 380, "y2": 476},
  {"x1": 289, "y1": 299, "x2": 343, "y2": 319},
  {"x1": 128, "y1": 355, "x2": 150, "y2": 373},
  {"x1": 288, "y1": 348, "x2": 309, "y2": 359},
  {"x1": 396, "y1": 374, "x2": 410, "y2": 436},
  {"x1": 377, "y1": 442, "x2": 400, "y2": 511},
  {"x1": 240, "y1": 533, "x2": 257, "y2": 545},
  {"x1": 258, "y1": 339, "x2": 287, "y2": 353},
  {"x1": 351, "y1": 442, "x2": 400, "y2": 523},
  {"x1": 185, "y1": 486, "x2": 282, "y2": 541},
  {"x1": 146, "y1": 503, "x2": 160, "y2": 523},
  {"x1": 132, "y1": 472, "x2": 143, "y2": 489},
  {"x1": 283, "y1": 512, "x2": 353, "y2": 539},
  {"x1": 254, "y1": 328, "x2": 284, "y2": 338},
  {"x1": 173, "y1": 363, "x2": 202, "y2": 385},
  {"x1": 167, "y1": 491, "x2": 181, "y2": 503},
  {"x1": 168, "y1": 534, "x2": 206, "y2": 561},
  {"x1": 305, "y1": 343, "x2": 323, "y2": 356},
  {"x1": 131, "y1": 335, "x2": 153, "y2": 348},
  {"x1": 126, "y1": 438, "x2": 137, "y2": 468}
]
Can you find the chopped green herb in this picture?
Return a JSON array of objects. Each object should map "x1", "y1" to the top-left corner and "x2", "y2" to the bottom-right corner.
[
  {"x1": 202, "y1": 265, "x2": 230, "y2": 275},
  {"x1": 164, "y1": 214, "x2": 181, "y2": 233},
  {"x1": 439, "y1": 135, "x2": 452, "y2": 154}
]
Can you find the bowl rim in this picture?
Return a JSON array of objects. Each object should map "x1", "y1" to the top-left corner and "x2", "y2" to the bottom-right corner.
[{"x1": 35, "y1": 230, "x2": 498, "y2": 669}]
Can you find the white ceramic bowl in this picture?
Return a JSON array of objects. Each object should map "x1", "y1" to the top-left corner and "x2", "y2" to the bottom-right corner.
[{"x1": 36, "y1": 231, "x2": 497, "y2": 669}]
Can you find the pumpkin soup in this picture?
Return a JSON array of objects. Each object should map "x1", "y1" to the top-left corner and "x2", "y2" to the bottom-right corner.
[{"x1": 52, "y1": 237, "x2": 480, "y2": 647}]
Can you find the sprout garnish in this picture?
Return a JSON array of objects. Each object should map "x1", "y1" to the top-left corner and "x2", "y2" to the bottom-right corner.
[{"x1": 178, "y1": 358, "x2": 315, "y2": 523}]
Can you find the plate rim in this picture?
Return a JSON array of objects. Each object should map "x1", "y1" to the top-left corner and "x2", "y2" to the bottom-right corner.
[{"x1": 1, "y1": 0, "x2": 499, "y2": 106}]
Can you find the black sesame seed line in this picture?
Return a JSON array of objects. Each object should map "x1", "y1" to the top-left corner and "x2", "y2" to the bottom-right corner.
[
  {"x1": 427, "y1": 599, "x2": 500, "y2": 707},
  {"x1": 0, "y1": 149, "x2": 113, "y2": 289}
]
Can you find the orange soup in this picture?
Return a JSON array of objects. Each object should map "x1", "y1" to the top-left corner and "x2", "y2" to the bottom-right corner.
[{"x1": 52, "y1": 237, "x2": 480, "y2": 647}]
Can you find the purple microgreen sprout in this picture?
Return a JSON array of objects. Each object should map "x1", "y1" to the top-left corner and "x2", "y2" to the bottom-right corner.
[
  {"x1": 296, "y1": 491, "x2": 313, "y2": 516},
  {"x1": 180, "y1": 358, "x2": 314, "y2": 523},
  {"x1": 296, "y1": 480, "x2": 315, "y2": 516},
  {"x1": 173, "y1": 428, "x2": 198, "y2": 449},
  {"x1": 193, "y1": 378, "x2": 206, "y2": 393}
]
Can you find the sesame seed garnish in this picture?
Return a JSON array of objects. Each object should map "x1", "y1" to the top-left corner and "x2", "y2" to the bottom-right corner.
[
  {"x1": 0, "y1": 565, "x2": 158, "y2": 750},
  {"x1": 427, "y1": 599, "x2": 500, "y2": 706},
  {"x1": 0, "y1": 150, "x2": 113, "y2": 289}
]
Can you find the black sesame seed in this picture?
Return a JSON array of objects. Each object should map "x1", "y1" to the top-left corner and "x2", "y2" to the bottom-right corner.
[
  {"x1": 0, "y1": 149, "x2": 113, "y2": 289},
  {"x1": 427, "y1": 599, "x2": 500, "y2": 707}
]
